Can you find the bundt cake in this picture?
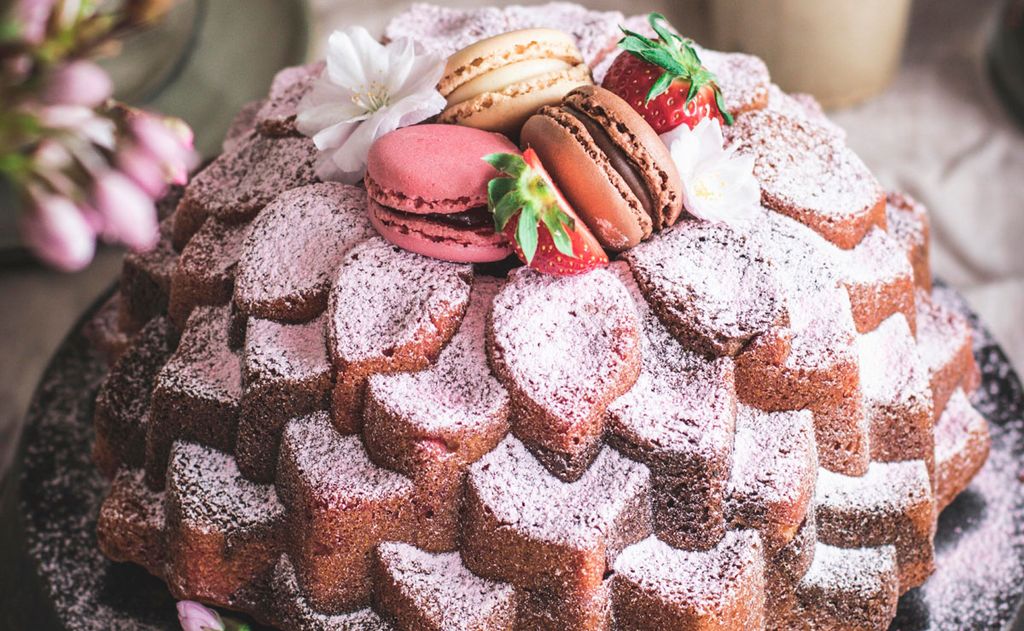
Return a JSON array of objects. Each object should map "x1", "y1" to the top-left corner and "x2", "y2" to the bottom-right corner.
[{"x1": 89, "y1": 4, "x2": 993, "y2": 630}]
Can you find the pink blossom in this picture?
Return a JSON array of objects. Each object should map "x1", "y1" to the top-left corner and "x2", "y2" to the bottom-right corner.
[
  {"x1": 130, "y1": 114, "x2": 197, "y2": 185},
  {"x1": 117, "y1": 146, "x2": 169, "y2": 197},
  {"x1": 41, "y1": 60, "x2": 113, "y2": 107},
  {"x1": 36, "y1": 105, "x2": 116, "y2": 148},
  {"x1": 176, "y1": 601, "x2": 224, "y2": 631},
  {"x1": 8, "y1": 0, "x2": 57, "y2": 44},
  {"x1": 20, "y1": 192, "x2": 95, "y2": 272},
  {"x1": 91, "y1": 171, "x2": 159, "y2": 251}
]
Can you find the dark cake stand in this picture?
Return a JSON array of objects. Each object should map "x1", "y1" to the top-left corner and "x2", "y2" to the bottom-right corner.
[{"x1": 1, "y1": 286, "x2": 1023, "y2": 631}]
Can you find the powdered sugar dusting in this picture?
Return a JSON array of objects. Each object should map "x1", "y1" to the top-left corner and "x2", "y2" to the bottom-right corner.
[
  {"x1": 728, "y1": 405, "x2": 817, "y2": 538},
  {"x1": 158, "y1": 306, "x2": 241, "y2": 404},
  {"x1": 606, "y1": 262, "x2": 736, "y2": 465},
  {"x1": 489, "y1": 267, "x2": 640, "y2": 429},
  {"x1": 329, "y1": 238, "x2": 472, "y2": 364},
  {"x1": 800, "y1": 543, "x2": 898, "y2": 598},
  {"x1": 271, "y1": 554, "x2": 392, "y2": 630},
  {"x1": 367, "y1": 276, "x2": 507, "y2": 436},
  {"x1": 917, "y1": 287, "x2": 973, "y2": 378},
  {"x1": 166, "y1": 441, "x2": 283, "y2": 534},
  {"x1": 761, "y1": 84, "x2": 845, "y2": 139},
  {"x1": 698, "y1": 47, "x2": 770, "y2": 115},
  {"x1": 502, "y1": 3, "x2": 622, "y2": 65},
  {"x1": 468, "y1": 435, "x2": 649, "y2": 550},
  {"x1": 376, "y1": 541, "x2": 517, "y2": 628},
  {"x1": 816, "y1": 461, "x2": 931, "y2": 515},
  {"x1": 384, "y1": 3, "x2": 621, "y2": 66},
  {"x1": 625, "y1": 218, "x2": 787, "y2": 357},
  {"x1": 613, "y1": 531, "x2": 764, "y2": 609},
  {"x1": 838, "y1": 227, "x2": 912, "y2": 290},
  {"x1": 182, "y1": 132, "x2": 319, "y2": 223},
  {"x1": 728, "y1": 109, "x2": 882, "y2": 232},
  {"x1": 236, "y1": 182, "x2": 376, "y2": 321},
  {"x1": 281, "y1": 412, "x2": 413, "y2": 504},
  {"x1": 255, "y1": 61, "x2": 324, "y2": 136},
  {"x1": 245, "y1": 314, "x2": 329, "y2": 386},
  {"x1": 856, "y1": 314, "x2": 930, "y2": 409}
]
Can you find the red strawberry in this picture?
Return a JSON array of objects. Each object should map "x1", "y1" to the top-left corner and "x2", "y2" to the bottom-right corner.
[
  {"x1": 602, "y1": 13, "x2": 733, "y2": 134},
  {"x1": 484, "y1": 148, "x2": 608, "y2": 277}
]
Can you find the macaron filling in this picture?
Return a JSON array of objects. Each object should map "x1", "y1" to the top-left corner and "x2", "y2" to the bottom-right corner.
[
  {"x1": 383, "y1": 205, "x2": 494, "y2": 230},
  {"x1": 446, "y1": 58, "x2": 577, "y2": 106},
  {"x1": 564, "y1": 106, "x2": 656, "y2": 221}
]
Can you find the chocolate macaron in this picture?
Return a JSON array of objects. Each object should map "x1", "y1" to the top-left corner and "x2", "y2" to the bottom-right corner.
[
  {"x1": 521, "y1": 85, "x2": 683, "y2": 251},
  {"x1": 365, "y1": 124, "x2": 518, "y2": 263}
]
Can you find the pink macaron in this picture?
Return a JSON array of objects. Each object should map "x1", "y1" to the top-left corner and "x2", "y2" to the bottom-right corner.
[{"x1": 365, "y1": 124, "x2": 519, "y2": 263}]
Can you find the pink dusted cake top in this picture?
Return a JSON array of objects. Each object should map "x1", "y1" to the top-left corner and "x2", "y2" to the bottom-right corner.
[{"x1": 365, "y1": 124, "x2": 519, "y2": 214}]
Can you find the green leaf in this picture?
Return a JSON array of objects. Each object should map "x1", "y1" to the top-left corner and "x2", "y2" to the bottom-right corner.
[
  {"x1": 646, "y1": 71, "x2": 676, "y2": 103},
  {"x1": 541, "y1": 212, "x2": 575, "y2": 258},
  {"x1": 714, "y1": 88, "x2": 735, "y2": 125},
  {"x1": 493, "y1": 189, "x2": 523, "y2": 231},
  {"x1": 617, "y1": 28, "x2": 659, "y2": 51},
  {"x1": 482, "y1": 153, "x2": 525, "y2": 177},
  {"x1": 685, "y1": 79, "x2": 699, "y2": 104},
  {"x1": 488, "y1": 176, "x2": 516, "y2": 211},
  {"x1": 516, "y1": 205, "x2": 539, "y2": 264},
  {"x1": 647, "y1": 13, "x2": 678, "y2": 46}
]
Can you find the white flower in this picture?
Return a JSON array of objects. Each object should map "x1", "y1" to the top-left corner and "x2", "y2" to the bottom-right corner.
[
  {"x1": 661, "y1": 118, "x2": 761, "y2": 224},
  {"x1": 297, "y1": 27, "x2": 447, "y2": 184}
]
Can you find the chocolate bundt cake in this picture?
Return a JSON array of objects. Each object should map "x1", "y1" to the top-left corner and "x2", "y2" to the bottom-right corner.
[{"x1": 89, "y1": 4, "x2": 992, "y2": 630}]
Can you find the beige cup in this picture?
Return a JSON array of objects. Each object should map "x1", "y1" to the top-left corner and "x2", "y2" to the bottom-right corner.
[{"x1": 709, "y1": 0, "x2": 912, "y2": 109}]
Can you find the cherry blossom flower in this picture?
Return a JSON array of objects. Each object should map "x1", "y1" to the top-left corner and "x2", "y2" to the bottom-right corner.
[
  {"x1": 661, "y1": 117, "x2": 761, "y2": 224},
  {"x1": 176, "y1": 601, "x2": 224, "y2": 631},
  {"x1": 297, "y1": 26, "x2": 446, "y2": 183}
]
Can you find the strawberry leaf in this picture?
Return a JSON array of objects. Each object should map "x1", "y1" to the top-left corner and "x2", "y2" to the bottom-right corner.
[
  {"x1": 646, "y1": 71, "x2": 676, "y2": 103},
  {"x1": 482, "y1": 153, "x2": 526, "y2": 177},
  {"x1": 648, "y1": 13, "x2": 679, "y2": 48},
  {"x1": 541, "y1": 211, "x2": 575, "y2": 258},
  {"x1": 516, "y1": 205, "x2": 539, "y2": 263},
  {"x1": 492, "y1": 186, "x2": 523, "y2": 231},
  {"x1": 714, "y1": 88, "x2": 735, "y2": 125}
]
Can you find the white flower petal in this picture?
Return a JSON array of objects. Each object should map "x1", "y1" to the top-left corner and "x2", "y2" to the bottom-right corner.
[
  {"x1": 297, "y1": 26, "x2": 448, "y2": 184},
  {"x1": 666, "y1": 117, "x2": 762, "y2": 224}
]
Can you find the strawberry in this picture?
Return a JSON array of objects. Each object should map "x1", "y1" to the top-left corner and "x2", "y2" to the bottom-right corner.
[
  {"x1": 484, "y1": 148, "x2": 608, "y2": 277},
  {"x1": 602, "y1": 12, "x2": 733, "y2": 134}
]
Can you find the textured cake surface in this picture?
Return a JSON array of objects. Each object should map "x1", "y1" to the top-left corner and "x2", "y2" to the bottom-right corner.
[{"x1": 89, "y1": 5, "x2": 992, "y2": 630}]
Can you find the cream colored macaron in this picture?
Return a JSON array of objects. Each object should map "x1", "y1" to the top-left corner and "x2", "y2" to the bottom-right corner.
[{"x1": 438, "y1": 29, "x2": 593, "y2": 137}]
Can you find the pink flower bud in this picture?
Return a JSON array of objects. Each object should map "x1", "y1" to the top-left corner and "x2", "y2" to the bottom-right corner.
[
  {"x1": 41, "y1": 61, "x2": 113, "y2": 107},
  {"x1": 91, "y1": 171, "x2": 159, "y2": 251},
  {"x1": 9, "y1": 0, "x2": 58, "y2": 44},
  {"x1": 130, "y1": 114, "x2": 197, "y2": 184},
  {"x1": 117, "y1": 146, "x2": 168, "y2": 198},
  {"x1": 176, "y1": 601, "x2": 224, "y2": 631},
  {"x1": 20, "y1": 192, "x2": 95, "y2": 272}
]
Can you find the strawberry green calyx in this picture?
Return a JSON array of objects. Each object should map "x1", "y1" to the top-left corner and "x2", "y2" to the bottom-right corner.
[
  {"x1": 483, "y1": 152, "x2": 576, "y2": 264},
  {"x1": 617, "y1": 12, "x2": 734, "y2": 125}
]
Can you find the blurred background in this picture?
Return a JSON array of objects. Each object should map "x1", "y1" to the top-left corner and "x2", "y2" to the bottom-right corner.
[{"x1": 1, "y1": 0, "x2": 1022, "y2": 481}]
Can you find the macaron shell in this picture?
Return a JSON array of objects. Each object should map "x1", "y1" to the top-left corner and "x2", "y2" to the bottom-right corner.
[
  {"x1": 446, "y1": 58, "x2": 576, "y2": 106},
  {"x1": 439, "y1": 28, "x2": 583, "y2": 96},
  {"x1": 439, "y1": 63, "x2": 593, "y2": 137},
  {"x1": 565, "y1": 85, "x2": 684, "y2": 228},
  {"x1": 365, "y1": 124, "x2": 519, "y2": 214},
  {"x1": 369, "y1": 199, "x2": 513, "y2": 263},
  {"x1": 521, "y1": 109, "x2": 651, "y2": 251}
]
